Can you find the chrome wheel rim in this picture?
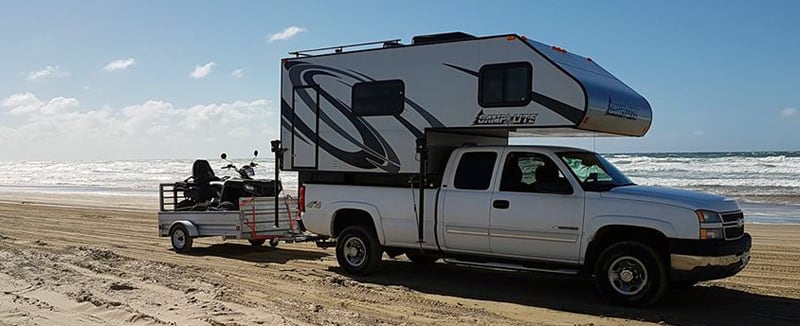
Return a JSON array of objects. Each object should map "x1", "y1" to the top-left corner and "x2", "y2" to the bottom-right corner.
[
  {"x1": 608, "y1": 256, "x2": 648, "y2": 296},
  {"x1": 172, "y1": 229, "x2": 186, "y2": 249},
  {"x1": 343, "y1": 237, "x2": 367, "y2": 267}
]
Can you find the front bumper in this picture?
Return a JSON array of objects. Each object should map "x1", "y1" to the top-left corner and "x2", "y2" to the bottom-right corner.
[{"x1": 669, "y1": 233, "x2": 751, "y2": 282}]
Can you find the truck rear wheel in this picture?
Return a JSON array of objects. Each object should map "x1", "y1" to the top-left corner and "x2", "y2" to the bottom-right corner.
[
  {"x1": 595, "y1": 241, "x2": 667, "y2": 307},
  {"x1": 170, "y1": 225, "x2": 193, "y2": 253},
  {"x1": 336, "y1": 225, "x2": 382, "y2": 275}
]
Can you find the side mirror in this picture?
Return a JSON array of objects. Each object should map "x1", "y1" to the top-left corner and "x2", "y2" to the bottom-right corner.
[
  {"x1": 253, "y1": 150, "x2": 259, "y2": 157},
  {"x1": 221, "y1": 153, "x2": 227, "y2": 160}
]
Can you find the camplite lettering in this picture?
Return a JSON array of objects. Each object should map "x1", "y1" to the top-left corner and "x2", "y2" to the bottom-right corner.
[
  {"x1": 473, "y1": 110, "x2": 537, "y2": 126},
  {"x1": 605, "y1": 97, "x2": 638, "y2": 120}
]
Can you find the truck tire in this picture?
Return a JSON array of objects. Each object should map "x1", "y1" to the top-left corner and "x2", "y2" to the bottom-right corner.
[
  {"x1": 269, "y1": 238, "x2": 280, "y2": 248},
  {"x1": 170, "y1": 225, "x2": 193, "y2": 253},
  {"x1": 594, "y1": 241, "x2": 667, "y2": 307},
  {"x1": 405, "y1": 251, "x2": 439, "y2": 265},
  {"x1": 336, "y1": 225, "x2": 382, "y2": 275}
]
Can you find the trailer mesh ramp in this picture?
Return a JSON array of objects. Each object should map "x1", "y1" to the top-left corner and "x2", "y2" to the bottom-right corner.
[{"x1": 239, "y1": 197, "x2": 295, "y2": 240}]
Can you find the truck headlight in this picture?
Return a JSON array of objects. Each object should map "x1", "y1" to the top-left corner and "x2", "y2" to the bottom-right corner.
[
  {"x1": 697, "y1": 210, "x2": 724, "y2": 239},
  {"x1": 696, "y1": 210, "x2": 723, "y2": 223}
]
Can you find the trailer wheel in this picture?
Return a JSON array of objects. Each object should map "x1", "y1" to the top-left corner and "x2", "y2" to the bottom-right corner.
[
  {"x1": 248, "y1": 239, "x2": 266, "y2": 247},
  {"x1": 595, "y1": 241, "x2": 667, "y2": 307},
  {"x1": 336, "y1": 225, "x2": 382, "y2": 275},
  {"x1": 269, "y1": 238, "x2": 280, "y2": 248},
  {"x1": 170, "y1": 225, "x2": 193, "y2": 253}
]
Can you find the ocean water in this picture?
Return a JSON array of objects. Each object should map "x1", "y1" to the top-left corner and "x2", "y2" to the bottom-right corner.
[
  {"x1": 0, "y1": 152, "x2": 797, "y2": 223},
  {"x1": 604, "y1": 152, "x2": 800, "y2": 224}
]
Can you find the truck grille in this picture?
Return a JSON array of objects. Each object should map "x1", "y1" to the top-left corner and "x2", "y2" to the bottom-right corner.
[
  {"x1": 722, "y1": 212, "x2": 744, "y2": 223},
  {"x1": 725, "y1": 226, "x2": 744, "y2": 239},
  {"x1": 722, "y1": 211, "x2": 745, "y2": 240}
]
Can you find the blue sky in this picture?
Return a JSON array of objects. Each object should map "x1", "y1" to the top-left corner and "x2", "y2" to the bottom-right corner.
[{"x1": 1, "y1": 0, "x2": 798, "y2": 160}]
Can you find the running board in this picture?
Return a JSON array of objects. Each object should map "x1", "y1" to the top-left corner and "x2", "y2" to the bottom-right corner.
[{"x1": 443, "y1": 258, "x2": 580, "y2": 275}]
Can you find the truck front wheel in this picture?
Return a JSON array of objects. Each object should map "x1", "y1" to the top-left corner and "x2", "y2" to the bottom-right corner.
[
  {"x1": 336, "y1": 225, "x2": 382, "y2": 275},
  {"x1": 595, "y1": 241, "x2": 667, "y2": 307}
]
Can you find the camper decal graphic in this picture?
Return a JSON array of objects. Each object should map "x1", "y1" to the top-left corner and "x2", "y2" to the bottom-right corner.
[
  {"x1": 282, "y1": 62, "x2": 444, "y2": 172},
  {"x1": 444, "y1": 63, "x2": 584, "y2": 125},
  {"x1": 605, "y1": 97, "x2": 638, "y2": 120},
  {"x1": 473, "y1": 110, "x2": 537, "y2": 126}
]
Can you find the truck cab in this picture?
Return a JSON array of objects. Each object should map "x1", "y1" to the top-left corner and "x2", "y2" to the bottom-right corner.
[{"x1": 301, "y1": 145, "x2": 751, "y2": 306}]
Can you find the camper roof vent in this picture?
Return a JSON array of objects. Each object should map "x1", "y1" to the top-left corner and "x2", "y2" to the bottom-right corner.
[{"x1": 412, "y1": 32, "x2": 476, "y2": 45}]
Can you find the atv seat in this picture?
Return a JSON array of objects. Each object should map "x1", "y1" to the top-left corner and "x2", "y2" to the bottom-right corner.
[{"x1": 192, "y1": 159, "x2": 220, "y2": 202}]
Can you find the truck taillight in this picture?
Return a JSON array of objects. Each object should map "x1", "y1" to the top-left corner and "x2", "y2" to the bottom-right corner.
[{"x1": 298, "y1": 185, "x2": 306, "y2": 213}]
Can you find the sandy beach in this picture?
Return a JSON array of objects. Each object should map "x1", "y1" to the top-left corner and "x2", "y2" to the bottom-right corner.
[{"x1": 0, "y1": 195, "x2": 799, "y2": 326}]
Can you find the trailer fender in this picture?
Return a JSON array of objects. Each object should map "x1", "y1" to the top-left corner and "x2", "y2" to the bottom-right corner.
[
  {"x1": 328, "y1": 202, "x2": 386, "y2": 245},
  {"x1": 169, "y1": 221, "x2": 200, "y2": 238}
]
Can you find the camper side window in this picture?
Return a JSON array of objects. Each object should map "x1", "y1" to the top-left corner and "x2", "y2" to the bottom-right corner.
[
  {"x1": 351, "y1": 80, "x2": 405, "y2": 116},
  {"x1": 453, "y1": 152, "x2": 497, "y2": 190},
  {"x1": 478, "y1": 62, "x2": 532, "y2": 108}
]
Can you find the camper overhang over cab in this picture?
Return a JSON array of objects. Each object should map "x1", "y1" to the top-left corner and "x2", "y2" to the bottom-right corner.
[{"x1": 280, "y1": 32, "x2": 652, "y2": 174}]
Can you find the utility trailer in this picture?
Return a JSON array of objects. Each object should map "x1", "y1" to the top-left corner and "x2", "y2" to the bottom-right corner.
[{"x1": 157, "y1": 183, "x2": 315, "y2": 252}]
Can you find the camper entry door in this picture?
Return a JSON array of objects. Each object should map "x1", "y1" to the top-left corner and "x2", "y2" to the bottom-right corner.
[{"x1": 291, "y1": 85, "x2": 319, "y2": 169}]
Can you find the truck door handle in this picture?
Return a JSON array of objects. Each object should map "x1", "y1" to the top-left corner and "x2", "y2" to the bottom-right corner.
[{"x1": 492, "y1": 200, "x2": 510, "y2": 209}]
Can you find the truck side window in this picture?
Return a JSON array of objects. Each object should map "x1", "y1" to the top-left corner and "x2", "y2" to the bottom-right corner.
[
  {"x1": 478, "y1": 62, "x2": 532, "y2": 108},
  {"x1": 351, "y1": 80, "x2": 405, "y2": 116},
  {"x1": 453, "y1": 152, "x2": 497, "y2": 190},
  {"x1": 500, "y1": 152, "x2": 572, "y2": 194}
]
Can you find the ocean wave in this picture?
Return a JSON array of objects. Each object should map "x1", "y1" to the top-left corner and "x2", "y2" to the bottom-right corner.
[{"x1": 0, "y1": 152, "x2": 797, "y2": 206}]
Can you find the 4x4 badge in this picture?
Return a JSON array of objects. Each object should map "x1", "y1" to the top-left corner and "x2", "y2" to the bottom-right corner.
[{"x1": 306, "y1": 200, "x2": 322, "y2": 209}]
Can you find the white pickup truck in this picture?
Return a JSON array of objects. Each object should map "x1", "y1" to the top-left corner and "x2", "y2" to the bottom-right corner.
[{"x1": 300, "y1": 145, "x2": 751, "y2": 306}]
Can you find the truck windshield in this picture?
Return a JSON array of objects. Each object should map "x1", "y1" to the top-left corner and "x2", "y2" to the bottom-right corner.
[{"x1": 557, "y1": 151, "x2": 634, "y2": 191}]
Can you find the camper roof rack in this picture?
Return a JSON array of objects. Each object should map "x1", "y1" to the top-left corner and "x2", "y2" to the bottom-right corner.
[{"x1": 289, "y1": 39, "x2": 402, "y2": 57}]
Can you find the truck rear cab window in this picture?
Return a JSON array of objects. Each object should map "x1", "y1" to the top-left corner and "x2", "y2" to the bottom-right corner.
[
  {"x1": 453, "y1": 152, "x2": 497, "y2": 190},
  {"x1": 351, "y1": 80, "x2": 405, "y2": 116},
  {"x1": 478, "y1": 62, "x2": 532, "y2": 107}
]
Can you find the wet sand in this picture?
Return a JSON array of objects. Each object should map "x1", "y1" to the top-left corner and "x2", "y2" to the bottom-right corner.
[{"x1": 0, "y1": 196, "x2": 799, "y2": 325}]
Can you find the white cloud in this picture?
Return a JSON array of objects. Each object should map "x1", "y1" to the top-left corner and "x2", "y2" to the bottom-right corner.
[
  {"x1": 26, "y1": 65, "x2": 70, "y2": 81},
  {"x1": 780, "y1": 108, "x2": 798, "y2": 118},
  {"x1": 2, "y1": 92, "x2": 79, "y2": 116},
  {"x1": 190, "y1": 62, "x2": 216, "y2": 79},
  {"x1": 268, "y1": 26, "x2": 305, "y2": 43},
  {"x1": 104, "y1": 58, "x2": 136, "y2": 72},
  {"x1": 82, "y1": 85, "x2": 91, "y2": 91},
  {"x1": 231, "y1": 69, "x2": 244, "y2": 79},
  {"x1": 0, "y1": 92, "x2": 274, "y2": 159},
  {"x1": 2, "y1": 92, "x2": 40, "y2": 108}
]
